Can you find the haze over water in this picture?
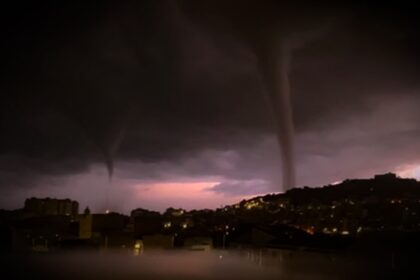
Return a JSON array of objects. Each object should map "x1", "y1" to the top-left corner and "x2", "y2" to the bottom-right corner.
[{"x1": 3, "y1": 249, "x2": 408, "y2": 280}]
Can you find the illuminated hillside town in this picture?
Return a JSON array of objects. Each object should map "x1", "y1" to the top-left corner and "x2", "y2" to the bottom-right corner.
[{"x1": 2, "y1": 173, "x2": 420, "y2": 254}]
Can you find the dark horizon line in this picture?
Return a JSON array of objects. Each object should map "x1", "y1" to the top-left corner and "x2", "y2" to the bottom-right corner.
[{"x1": 3, "y1": 171, "x2": 418, "y2": 215}]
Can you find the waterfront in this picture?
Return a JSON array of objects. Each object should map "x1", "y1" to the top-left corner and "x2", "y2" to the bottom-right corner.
[{"x1": 2, "y1": 248, "x2": 414, "y2": 279}]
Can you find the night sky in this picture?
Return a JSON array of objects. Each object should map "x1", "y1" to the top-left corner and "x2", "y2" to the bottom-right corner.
[{"x1": 1, "y1": 1, "x2": 420, "y2": 213}]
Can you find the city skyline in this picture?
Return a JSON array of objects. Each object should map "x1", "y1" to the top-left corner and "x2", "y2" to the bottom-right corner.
[
  {"x1": 6, "y1": 172, "x2": 420, "y2": 238},
  {"x1": 4, "y1": 171, "x2": 420, "y2": 214}
]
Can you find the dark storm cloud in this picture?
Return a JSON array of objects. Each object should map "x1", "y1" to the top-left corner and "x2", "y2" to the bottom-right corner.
[
  {"x1": 0, "y1": 154, "x2": 91, "y2": 190},
  {"x1": 1, "y1": 0, "x2": 420, "y2": 208},
  {"x1": 115, "y1": 131, "x2": 282, "y2": 183}
]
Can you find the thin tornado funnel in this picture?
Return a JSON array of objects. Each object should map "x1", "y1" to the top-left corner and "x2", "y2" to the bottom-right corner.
[
  {"x1": 257, "y1": 39, "x2": 296, "y2": 191},
  {"x1": 103, "y1": 122, "x2": 127, "y2": 181}
]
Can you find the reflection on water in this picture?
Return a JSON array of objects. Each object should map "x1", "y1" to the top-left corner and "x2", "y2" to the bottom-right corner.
[{"x1": 1, "y1": 249, "x2": 413, "y2": 279}]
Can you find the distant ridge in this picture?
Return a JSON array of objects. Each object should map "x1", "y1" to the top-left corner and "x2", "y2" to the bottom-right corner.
[{"x1": 236, "y1": 173, "x2": 420, "y2": 206}]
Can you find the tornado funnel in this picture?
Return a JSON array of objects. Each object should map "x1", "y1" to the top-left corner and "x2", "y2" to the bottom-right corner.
[{"x1": 257, "y1": 39, "x2": 296, "y2": 191}]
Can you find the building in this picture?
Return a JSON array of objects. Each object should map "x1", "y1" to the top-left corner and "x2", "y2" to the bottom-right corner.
[
  {"x1": 374, "y1": 173, "x2": 398, "y2": 181},
  {"x1": 78, "y1": 213, "x2": 93, "y2": 239},
  {"x1": 24, "y1": 198, "x2": 78, "y2": 217}
]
